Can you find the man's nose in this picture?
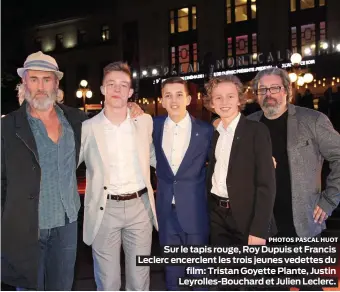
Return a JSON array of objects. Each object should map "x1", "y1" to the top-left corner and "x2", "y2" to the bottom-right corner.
[{"x1": 38, "y1": 79, "x2": 44, "y2": 90}]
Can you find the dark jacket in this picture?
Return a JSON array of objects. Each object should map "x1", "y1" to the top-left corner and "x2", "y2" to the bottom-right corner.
[
  {"x1": 153, "y1": 115, "x2": 213, "y2": 236},
  {"x1": 1, "y1": 102, "x2": 87, "y2": 289},
  {"x1": 206, "y1": 115, "x2": 277, "y2": 239}
]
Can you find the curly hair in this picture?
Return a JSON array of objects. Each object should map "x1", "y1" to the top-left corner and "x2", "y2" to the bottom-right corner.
[{"x1": 204, "y1": 75, "x2": 247, "y2": 112}]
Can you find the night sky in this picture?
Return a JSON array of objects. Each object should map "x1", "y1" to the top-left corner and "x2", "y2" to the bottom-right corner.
[{"x1": 1, "y1": 0, "x2": 112, "y2": 114}]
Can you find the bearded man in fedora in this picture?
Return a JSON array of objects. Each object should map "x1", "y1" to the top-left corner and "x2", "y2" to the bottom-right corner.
[{"x1": 1, "y1": 51, "x2": 88, "y2": 290}]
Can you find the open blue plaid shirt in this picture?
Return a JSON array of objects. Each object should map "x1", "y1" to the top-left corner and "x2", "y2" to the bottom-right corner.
[{"x1": 27, "y1": 105, "x2": 80, "y2": 229}]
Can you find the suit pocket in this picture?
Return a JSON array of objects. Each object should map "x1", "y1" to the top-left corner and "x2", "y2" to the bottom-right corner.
[{"x1": 296, "y1": 138, "x2": 312, "y2": 148}]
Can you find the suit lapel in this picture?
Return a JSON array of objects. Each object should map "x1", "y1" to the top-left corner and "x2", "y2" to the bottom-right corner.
[
  {"x1": 15, "y1": 103, "x2": 39, "y2": 163},
  {"x1": 287, "y1": 104, "x2": 299, "y2": 149},
  {"x1": 158, "y1": 118, "x2": 175, "y2": 175},
  {"x1": 92, "y1": 121, "x2": 110, "y2": 175},
  {"x1": 176, "y1": 116, "x2": 200, "y2": 175},
  {"x1": 227, "y1": 115, "x2": 246, "y2": 179},
  {"x1": 131, "y1": 118, "x2": 148, "y2": 181}
]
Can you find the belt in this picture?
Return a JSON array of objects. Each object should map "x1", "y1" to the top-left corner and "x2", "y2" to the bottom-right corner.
[
  {"x1": 211, "y1": 193, "x2": 230, "y2": 209},
  {"x1": 107, "y1": 187, "x2": 147, "y2": 201}
]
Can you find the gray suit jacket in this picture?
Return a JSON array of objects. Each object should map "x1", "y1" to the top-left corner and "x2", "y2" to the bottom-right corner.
[{"x1": 247, "y1": 104, "x2": 340, "y2": 237}]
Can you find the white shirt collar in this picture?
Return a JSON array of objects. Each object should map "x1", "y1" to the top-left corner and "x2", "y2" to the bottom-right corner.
[
  {"x1": 99, "y1": 109, "x2": 131, "y2": 125},
  {"x1": 165, "y1": 111, "x2": 191, "y2": 130},
  {"x1": 217, "y1": 112, "x2": 241, "y2": 134}
]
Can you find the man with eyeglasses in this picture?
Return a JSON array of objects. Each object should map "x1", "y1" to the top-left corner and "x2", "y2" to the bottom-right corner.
[
  {"x1": 78, "y1": 61, "x2": 157, "y2": 291},
  {"x1": 248, "y1": 67, "x2": 340, "y2": 243}
]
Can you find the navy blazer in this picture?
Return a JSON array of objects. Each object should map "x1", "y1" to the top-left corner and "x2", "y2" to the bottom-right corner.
[{"x1": 153, "y1": 115, "x2": 214, "y2": 235}]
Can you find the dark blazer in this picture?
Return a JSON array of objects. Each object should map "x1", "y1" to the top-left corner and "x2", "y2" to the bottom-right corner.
[
  {"x1": 153, "y1": 115, "x2": 214, "y2": 236},
  {"x1": 248, "y1": 104, "x2": 340, "y2": 237},
  {"x1": 1, "y1": 101, "x2": 87, "y2": 289},
  {"x1": 206, "y1": 115, "x2": 276, "y2": 239}
]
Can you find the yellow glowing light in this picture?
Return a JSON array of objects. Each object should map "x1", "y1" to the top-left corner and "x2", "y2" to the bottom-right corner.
[{"x1": 289, "y1": 73, "x2": 298, "y2": 83}]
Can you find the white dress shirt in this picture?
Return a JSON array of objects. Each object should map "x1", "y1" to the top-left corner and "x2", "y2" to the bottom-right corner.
[
  {"x1": 100, "y1": 111, "x2": 145, "y2": 194},
  {"x1": 211, "y1": 113, "x2": 241, "y2": 199},
  {"x1": 162, "y1": 112, "x2": 192, "y2": 204}
]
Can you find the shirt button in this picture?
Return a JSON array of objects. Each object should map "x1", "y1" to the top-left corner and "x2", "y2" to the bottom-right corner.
[
  {"x1": 174, "y1": 181, "x2": 177, "y2": 184},
  {"x1": 100, "y1": 207, "x2": 104, "y2": 210},
  {"x1": 104, "y1": 186, "x2": 107, "y2": 190},
  {"x1": 32, "y1": 165, "x2": 36, "y2": 170},
  {"x1": 28, "y1": 195, "x2": 35, "y2": 200}
]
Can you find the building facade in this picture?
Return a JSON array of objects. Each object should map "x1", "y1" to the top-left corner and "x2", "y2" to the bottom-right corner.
[{"x1": 24, "y1": 0, "x2": 340, "y2": 118}]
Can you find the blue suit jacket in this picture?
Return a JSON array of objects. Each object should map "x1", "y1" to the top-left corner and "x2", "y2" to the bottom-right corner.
[{"x1": 153, "y1": 115, "x2": 214, "y2": 235}]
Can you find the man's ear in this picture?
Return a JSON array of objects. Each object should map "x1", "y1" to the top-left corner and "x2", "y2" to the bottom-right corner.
[
  {"x1": 186, "y1": 95, "x2": 192, "y2": 106},
  {"x1": 100, "y1": 86, "x2": 105, "y2": 95},
  {"x1": 128, "y1": 88, "x2": 134, "y2": 98}
]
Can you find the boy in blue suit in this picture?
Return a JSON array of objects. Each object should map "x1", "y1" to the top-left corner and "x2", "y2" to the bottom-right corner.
[{"x1": 152, "y1": 77, "x2": 213, "y2": 290}]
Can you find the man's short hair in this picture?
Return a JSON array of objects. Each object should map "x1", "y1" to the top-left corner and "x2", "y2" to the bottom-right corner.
[
  {"x1": 161, "y1": 77, "x2": 189, "y2": 95},
  {"x1": 102, "y1": 61, "x2": 132, "y2": 84},
  {"x1": 252, "y1": 67, "x2": 292, "y2": 102}
]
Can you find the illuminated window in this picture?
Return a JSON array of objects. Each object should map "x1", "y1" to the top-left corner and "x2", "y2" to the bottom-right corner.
[
  {"x1": 301, "y1": 23, "x2": 315, "y2": 56},
  {"x1": 171, "y1": 46, "x2": 176, "y2": 65},
  {"x1": 235, "y1": 0, "x2": 248, "y2": 22},
  {"x1": 251, "y1": 0, "x2": 256, "y2": 19},
  {"x1": 193, "y1": 43, "x2": 198, "y2": 71},
  {"x1": 178, "y1": 8, "x2": 189, "y2": 32},
  {"x1": 300, "y1": 0, "x2": 315, "y2": 10},
  {"x1": 236, "y1": 35, "x2": 248, "y2": 55},
  {"x1": 291, "y1": 27, "x2": 297, "y2": 53},
  {"x1": 226, "y1": 0, "x2": 231, "y2": 24},
  {"x1": 171, "y1": 43, "x2": 198, "y2": 73},
  {"x1": 319, "y1": 0, "x2": 325, "y2": 6},
  {"x1": 320, "y1": 21, "x2": 326, "y2": 41},
  {"x1": 227, "y1": 0, "x2": 256, "y2": 24},
  {"x1": 290, "y1": 0, "x2": 296, "y2": 11},
  {"x1": 252, "y1": 33, "x2": 257, "y2": 53},
  {"x1": 170, "y1": 7, "x2": 197, "y2": 34},
  {"x1": 170, "y1": 11, "x2": 175, "y2": 34},
  {"x1": 192, "y1": 6, "x2": 197, "y2": 30},
  {"x1": 227, "y1": 37, "x2": 233, "y2": 57},
  {"x1": 101, "y1": 25, "x2": 110, "y2": 41}
]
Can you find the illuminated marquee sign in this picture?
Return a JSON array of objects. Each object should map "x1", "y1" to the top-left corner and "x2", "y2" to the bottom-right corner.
[
  {"x1": 155, "y1": 59, "x2": 316, "y2": 82},
  {"x1": 142, "y1": 49, "x2": 312, "y2": 78}
]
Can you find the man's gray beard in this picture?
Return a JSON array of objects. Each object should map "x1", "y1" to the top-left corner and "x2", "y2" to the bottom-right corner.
[
  {"x1": 262, "y1": 105, "x2": 281, "y2": 117},
  {"x1": 25, "y1": 90, "x2": 58, "y2": 111}
]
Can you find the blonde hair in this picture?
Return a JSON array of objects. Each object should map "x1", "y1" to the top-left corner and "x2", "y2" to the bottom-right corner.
[
  {"x1": 102, "y1": 61, "x2": 132, "y2": 84},
  {"x1": 204, "y1": 75, "x2": 247, "y2": 112}
]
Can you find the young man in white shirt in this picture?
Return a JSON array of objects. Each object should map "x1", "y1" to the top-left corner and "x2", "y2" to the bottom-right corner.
[
  {"x1": 79, "y1": 62, "x2": 157, "y2": 291},
  {"x1": 152, "y1": 77, "x2": 214, "y2": 290},
  {"x1": 205, "y1": 75, "x2": 276, "y2": 248}
]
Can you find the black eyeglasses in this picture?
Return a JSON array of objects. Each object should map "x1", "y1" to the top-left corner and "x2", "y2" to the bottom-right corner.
[{"x1": 256, "y1": 86, "x2": 283, "y2": 95}]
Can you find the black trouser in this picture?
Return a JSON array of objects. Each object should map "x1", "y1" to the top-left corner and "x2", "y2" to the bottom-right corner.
[
  {"x1": 209, "y1": 194, "x2": 248, "y2": 245},
  {"x1": 209, "y1": 194, "x2": 248, "y2": 291}
]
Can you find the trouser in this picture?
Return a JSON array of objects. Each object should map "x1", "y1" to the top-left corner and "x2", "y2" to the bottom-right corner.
[
  {"x1": 17, "y1": 219, "x2": 78, "y2": 291},
  {"x1": 158, "y1": 205, "x2": 209, "y2": 291},
  {"x1": 209, "y1": 194, "x2": 249, "y2": 291},
  {"x1": 92, "y1": 193, "x2": 153, "y2": 291}
]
